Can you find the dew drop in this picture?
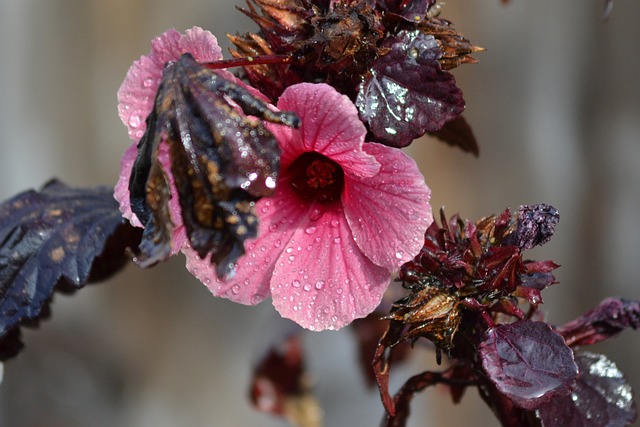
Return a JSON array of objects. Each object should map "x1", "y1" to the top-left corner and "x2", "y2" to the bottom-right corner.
[
  {"x1": 285, "y1": 247, "x2": 294, "y2": 254},
  {"x1": 292, "y1": 280, "x2": 301, "y2": 288},
  {"x1": 305, "y1": 226, "x2": 317, "y2": 235},
  {"x1": 333, "y1": 237, "x2": 341, "y2": 244},
  {"x1": 363, "y1": 283, "x2": 371, "y2": 290},
  {"x1": 269, "y1": 223, "x2": 278, "y2": 232},
  {"x1": 128, "y1": 114, "x2": 141, "y2": 128},
  {"x1": 275, "y1": 239, "x2": 282, "y2": 248},
  {"x1": 330, "y1": 219, "x2": 340, "y2": 228},
  {"x1": 315, "y1": 280, "x2": 325, "y2": 290},
  {"x1": 331, "y1": 315, "x2": 338, "y2": 323},
  {"x1": 315, "y1": 236, "x2": 322, "y2": 243},
  {"x1": 303, "y1": 283, "x2": 312, "y2": 292},
  {"x1": 309, "y1": 208, "x2": 322, "y2": 221},
  {"x1": 288, "y1": 255, "x2": 295, "y2": 261},
  {"x1": 231, "y1": 285, "x2": 240, "y2": 295},
  {"x1": 395, "y1": 251, "x2": 403, "y2": 260},
  {"x1": 143, "y1": 77, "x2": 155, "y2": 87}
]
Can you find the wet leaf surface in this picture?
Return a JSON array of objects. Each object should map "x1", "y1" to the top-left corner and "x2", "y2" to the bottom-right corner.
[
  {"x1": 536, "y1": 351, "x2": 638, "y2": 427},
  {"x1": 479, "y1": 320, "x2": 578, "y2": 410},
  {"x1": 0, "y1": 180, "x2": 141, "y2": 360}
]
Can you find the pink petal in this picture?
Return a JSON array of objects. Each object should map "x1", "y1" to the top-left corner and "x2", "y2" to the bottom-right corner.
[
  {"x1": 183, "y1": 178, "x2": 308, "y2": 305},
  {"x1": 117, "y1": 27, "x2": 222, "y2": 141},
  {"x1": 271, "y1": 83, "x2": 380, "y2": 177},
  {"x1": 343, "y1": 142, "x2": 432, "y2": 271},
  {"x1": 113, "y1": 142, "x2": 185, "y2": 253},
  {"x1": 270, "y1": 206, "x2": 390, "y2": 331}
]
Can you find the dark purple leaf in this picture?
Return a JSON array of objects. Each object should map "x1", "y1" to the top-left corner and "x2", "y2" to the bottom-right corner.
[
  {"x1": 479, "y1": 320, "x2": 578, "y2": 410},
  {"x1": 130, "y1": 53, "x2": 298, "y2": 277},
  {"x1": 0, "y1": 180, "x2": 141, "y2": 360},
  {"x1": 515, "y1": 204, "x2": 559, "y2": 250},
  {"x1": 356, "y1": 30, "x2": 465, "y2": 147},
  {"x1": 557, "y1": 298, "x2": 640, "y2": 347},
  {"x1": 428, "y1": 115, "x2": 479, "y2": 156},
  {"x1": 536, "y1": 351, "x2": 637, "y2": 427}
]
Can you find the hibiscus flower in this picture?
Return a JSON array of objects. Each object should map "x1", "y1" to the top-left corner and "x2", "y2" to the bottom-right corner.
[{"x1": 186, "y1": 83, "x2": 433, "y2": 330}]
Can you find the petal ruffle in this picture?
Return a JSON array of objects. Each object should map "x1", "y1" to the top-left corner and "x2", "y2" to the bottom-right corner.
[
  {"x1": 117, "y1": 27, "x2": 222, "y2": 141},
  {"x1": 184, "y1": 178, "x2": 308, "y2": 305},
  {"x1": 343, "y1": 142, "x2": 432, "y2": 271},
  {"x1": 270, "y1": 205, "x2": 390, "y2": 331},
  {"x1": 272, "y1": 83, "x2": 380, "y2": 177}
]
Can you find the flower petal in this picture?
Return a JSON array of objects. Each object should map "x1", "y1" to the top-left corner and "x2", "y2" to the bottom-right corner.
[
  {"x1": 272, "y1": 83, "x2": 380, "y2": 177},
  {"x1": 114, "y1": 143, "x2": 186, "y2": 253},
  {"x1": 184, "y1": 178, "x2": 307, "y2": 305},
  {"x1": 117, "y1": 27, "x2": 222, "y2": 141},
  {"x1": 343, "y1": 142, "x2": 432, "y2": 270},
  {"x1": 270, "y1": 206, "x2": 390, "y2": 331}
]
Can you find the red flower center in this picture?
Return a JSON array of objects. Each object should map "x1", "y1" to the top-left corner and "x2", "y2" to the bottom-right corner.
[{"x1": 288, "y1": 152, "x2": 344, "y2": 203}]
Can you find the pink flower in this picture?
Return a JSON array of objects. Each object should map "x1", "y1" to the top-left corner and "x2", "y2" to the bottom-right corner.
[
  {"x1": 186, "y1": 83, "x2": 433, "y2": 330},
  {"x1": 114, "y1": 27, "x2": 223, "y2": 250}
]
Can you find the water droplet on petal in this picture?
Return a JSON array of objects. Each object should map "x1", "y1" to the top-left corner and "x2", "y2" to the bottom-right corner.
[
  {"x1": 269, "y1": 223, "x2": 278, "y2": 232},
  {"x1": 143, "y1": 77, "x2": 155, "y2": 87},
  {"x1": 128, "y1": 114, "x2": 141, "y2": 128},
  {"x1": 333, "y1": 237, "x2": 341, "y2": 244},
  {"x1": 285, "y1": 247, "x2": 293, "y2": 254},
  {"x1": 303, "y1": 283, "x2": 312, "y2": 292},
  {"x1": 330, "y1": 219, "x2": 340, "y2": 228},
  {"x1": 288, "y1": 255, "x2": 295, "y2": 261},
  {"x1": 231, "y1": 285, "x2": 240, "y2": 294},
  {"x1": 315, "y1": 280, "x2": 325, "y2": 290},
  {"x1": 315, "y1": 236, "x2": 322, "y2": 243},
  {"x1": 395, "y1": 251, "x2": 403, "y2": 260},
  {"x1": 305, "y1": 226, "x2": 317, "y2": 235},
  {"x1": 331, "y1": 315, "x2": 338, "y2": 323},
  {"x1": 292, "y1": 280, "x2": 301, "y2": 288},
  {"x1": 309, "y1": 208, "x2": 322, "y2": 221},
  {"x1": 274, "y1": 239, "x2": 282, "y2": 248}
]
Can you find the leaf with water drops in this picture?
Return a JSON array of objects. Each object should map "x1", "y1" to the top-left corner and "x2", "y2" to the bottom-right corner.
[
  {"x1": 536, "y1": 351, "x2": 638, "y2": 426},
  {"x1": 0, "y1": 180, "x2": 141, "y2": 360},
  {"x1": 356, "y1": 30, "x2": 465, "y2": 148},
  {"x1": 479, "y1": 320, "x2": 578, "y2": 410},
  {"x1": 129, "y1": 53, "x2": 299, "y2": 277}
]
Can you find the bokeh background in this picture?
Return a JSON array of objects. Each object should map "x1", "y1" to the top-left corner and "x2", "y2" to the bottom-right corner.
[{"x1": 1, "y1": 1, "x2": 639, "y2": 426}]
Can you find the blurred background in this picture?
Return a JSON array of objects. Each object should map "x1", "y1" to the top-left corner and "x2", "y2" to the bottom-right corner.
[{"x1": 1, "y1": 0, "x2": 639, "y2": 426}]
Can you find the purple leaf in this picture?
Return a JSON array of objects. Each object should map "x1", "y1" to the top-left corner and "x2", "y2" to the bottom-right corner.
[
  {"x1": 479, "y1": 320, "x2": 578, "y2": 410},
  {"x1": 356, "y1": 30, "x2": 465, "y2": 147},
  {"x1": 536, "y1": 351, "x2": 638, "y2": 427},
  {"x1": 557, "y1": 298, "x2": 640, "y2": 347},
  {"x1": 0, "y1": 180, "x2": 141, "y2": 360}
]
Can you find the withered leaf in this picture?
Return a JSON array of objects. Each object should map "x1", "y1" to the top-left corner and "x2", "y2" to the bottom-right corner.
[
  {"x1": 356, "y1": 30, "x2": 465, "y2": 147},
  {"x1": 0, "y1": 180, "x2": 141, "y2": 360},
  {"x1": 129, "y1": 53, "x2": 299, "y2": 278}
]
